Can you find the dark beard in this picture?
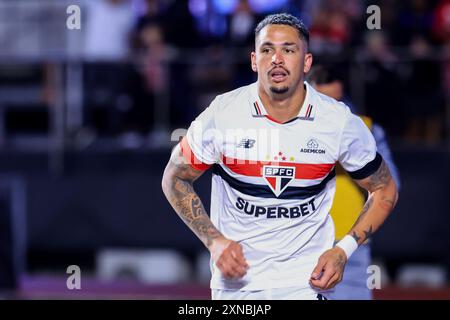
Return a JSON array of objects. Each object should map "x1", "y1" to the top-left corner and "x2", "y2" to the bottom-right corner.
[{"x1": 270, "y1": 86, "x2": 289, "y2": 94}]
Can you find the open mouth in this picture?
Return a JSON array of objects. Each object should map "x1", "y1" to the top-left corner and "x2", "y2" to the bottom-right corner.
[{"x1": 270, "y1": 69, "x2": 288, "y2": 82}]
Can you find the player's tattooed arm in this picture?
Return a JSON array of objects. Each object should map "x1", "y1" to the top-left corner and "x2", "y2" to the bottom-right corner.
[
  {"x1": 162, "y1": 143, "x2": 222, "y2": 248},
  {"x1": 162, "y1": 143, "x2": 249, "y2": 279},
  {"x1": 349, "y1": 159, "x2": 399, "y2": 246}
]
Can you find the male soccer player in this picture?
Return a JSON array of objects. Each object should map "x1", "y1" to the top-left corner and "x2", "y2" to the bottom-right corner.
[{"x1": 162, "y1": 13, "x2": 398, "y2": 300}]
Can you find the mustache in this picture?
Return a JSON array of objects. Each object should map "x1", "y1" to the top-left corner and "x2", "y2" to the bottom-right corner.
[{"x1": 268, "y1": 67, "x2": 290, "y2": 75}]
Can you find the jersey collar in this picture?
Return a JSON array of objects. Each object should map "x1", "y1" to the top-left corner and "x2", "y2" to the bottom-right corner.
[
  {"x1": 250, "y1": 82, "x2": 268, "y2": 117},
  {"x1": 250, "y1": 81, "x2": 316, "y2": 121}
]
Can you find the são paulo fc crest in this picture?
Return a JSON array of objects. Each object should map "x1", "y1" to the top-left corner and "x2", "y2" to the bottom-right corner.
[{"x1": 263, "y1": 165, "x2": 296, "y2": 197}]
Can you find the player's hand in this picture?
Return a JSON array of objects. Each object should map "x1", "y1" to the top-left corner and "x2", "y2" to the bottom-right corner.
[
  {"x1": 208, "y1": 236, "x2": 249, "y2": 279},
  {"x1": 310, "y1": 247, "x2": 347, "y2": 290}
]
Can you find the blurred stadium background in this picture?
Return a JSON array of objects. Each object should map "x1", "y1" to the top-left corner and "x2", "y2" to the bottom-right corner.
[{"x1": 0, "y1": 0, "x2": 449, "y2": 299}]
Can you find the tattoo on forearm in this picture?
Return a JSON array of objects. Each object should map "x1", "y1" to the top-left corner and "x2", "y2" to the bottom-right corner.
[
  {"x1": 349, "y1": 197, "x2": 375, "y2": 244},
  {"x1": 351, "y1": 231, "x2": 361, "y2": 243},
  {"x1": 166, "y1": 161, "x2": 221, "y2": 247},
  {"x1": 346, "y1": 162, "x2": 394, "y2": 246},
  {"x1": 367, "y1": 160, "x2": 391, "y2": 191},
  {"x1": 350, "y1": 225, "x2": 373, "y2": 245},
  {"x1": 191, "y1": 219, "x2": 221, "y2": 246},
  {"x1": 353, "y1": 197, "x2": 374, "y2": 226},
  {"x1": 363, "y1": 225, "x2": 373, "y2": 241}
]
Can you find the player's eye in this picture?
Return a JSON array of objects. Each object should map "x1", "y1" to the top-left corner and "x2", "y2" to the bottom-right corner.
[{"x1": 261, "y1": 48, "x2": 271, "y2": 53}]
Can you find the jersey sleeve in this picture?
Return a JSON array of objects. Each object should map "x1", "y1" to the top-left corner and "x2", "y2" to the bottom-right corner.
[
  {"x1": 180, "y1": 98, "x2": 220, "y2": 171},
  {"x1": 338, "y1": 109, "x2": 382, "y2": 180}
]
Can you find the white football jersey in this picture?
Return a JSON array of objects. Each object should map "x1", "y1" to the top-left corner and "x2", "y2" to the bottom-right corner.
[{"x1": 180, "y1": 81, "x2": 380, "y2": 290}]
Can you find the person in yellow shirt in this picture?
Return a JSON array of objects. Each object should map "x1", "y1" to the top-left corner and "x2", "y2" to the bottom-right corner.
[{"x1": 308, "y1": 65, "x2": 401, "y2": 299}]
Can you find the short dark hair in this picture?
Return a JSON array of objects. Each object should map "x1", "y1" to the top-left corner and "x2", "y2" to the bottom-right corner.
[{"x1": 255, "y1": 13, "x2": 309, "y2": 45}]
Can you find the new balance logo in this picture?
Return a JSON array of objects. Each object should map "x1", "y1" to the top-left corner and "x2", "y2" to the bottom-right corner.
[{"x1": 237, "y1": 138, "x2": 256, "y2": 148}]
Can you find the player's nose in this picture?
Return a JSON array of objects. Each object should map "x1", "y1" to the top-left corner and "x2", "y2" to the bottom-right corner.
[{"x1": 271, "y1": 50, "x2": 285, "y2": 65}]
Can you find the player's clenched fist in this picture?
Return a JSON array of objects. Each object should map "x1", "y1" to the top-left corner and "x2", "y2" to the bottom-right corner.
[
  {"x1": 310, "y1": 247, "x2": 347, "y2": 290},
  {"x1": 209, "y1": 236, "x2": 249, "y2": 279}
]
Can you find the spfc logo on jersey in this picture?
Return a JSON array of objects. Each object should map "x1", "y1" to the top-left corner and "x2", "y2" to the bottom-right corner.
[{"x1": 263, "y1": 165, "x2": 296, "y2": 197}]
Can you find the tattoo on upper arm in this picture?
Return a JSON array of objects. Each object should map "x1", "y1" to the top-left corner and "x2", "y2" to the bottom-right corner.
[
  {"x1": 366, "y1": 160, "x2": 391, "y2": 191},
  {"x1": 191, "y1": 197, "x2": 203, "y2": 218},
  {"x1": 170, "y1": 150, "x2": 203, "y2": 182}
]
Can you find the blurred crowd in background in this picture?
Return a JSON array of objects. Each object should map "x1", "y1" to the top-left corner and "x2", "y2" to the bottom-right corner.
[{"x1": 0, "y1": 0, "x2": 449, "y2": 150}]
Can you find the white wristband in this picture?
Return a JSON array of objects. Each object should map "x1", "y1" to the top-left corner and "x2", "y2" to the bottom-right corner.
[{"x1": 336, "y1": 235, "x2": 359, "y2": 259}]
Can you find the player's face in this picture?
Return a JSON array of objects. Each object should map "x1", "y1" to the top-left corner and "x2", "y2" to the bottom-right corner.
[{"x1": 251, "y1": 24, "x2": 312, "y2": 97}]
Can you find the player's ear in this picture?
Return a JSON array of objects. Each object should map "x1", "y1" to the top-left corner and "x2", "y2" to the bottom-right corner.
[
  {"x1": 251, "y1": 51, "x2": 257, "y2": 72},
  {"x1": 303, "y1": 53, "x2": 313, "y2": 74}
]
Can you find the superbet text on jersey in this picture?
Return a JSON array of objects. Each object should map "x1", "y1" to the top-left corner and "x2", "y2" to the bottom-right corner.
[{"x1": 180, "y1": 81, "x2": 382, "y2": 291}]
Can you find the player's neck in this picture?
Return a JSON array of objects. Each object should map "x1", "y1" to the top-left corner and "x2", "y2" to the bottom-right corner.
[{"x1": 258, "y1": 82, "x2": 306, "y2": 123}]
